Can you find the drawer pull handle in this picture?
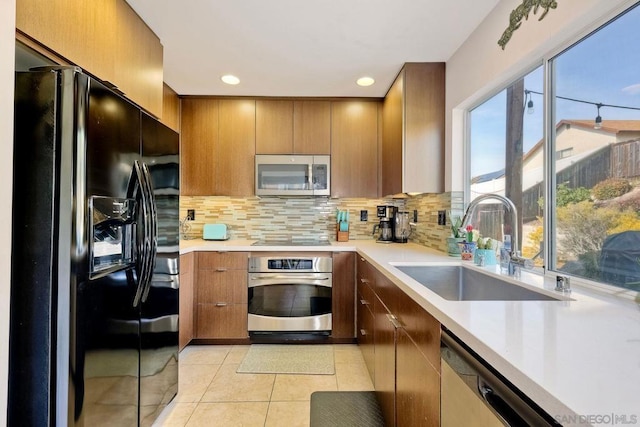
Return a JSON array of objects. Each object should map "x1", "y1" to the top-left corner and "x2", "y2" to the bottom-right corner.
[
  {"x1": 215, "y1": 268, "x2": 228, "y2": 272},
  {"x1": 386, "y1": 313, "x2": 402, "y2": 329},
  {"x1": 359, "y1": 299, "x2": 369, "y2": 305},
  {"x1": 215, "y1": 302, "x2": 228, "y2": 307},
  {"x1": 360, "y1": 329, "x2": 367, "y2": 336},
  {"x1": 360, "y1": 278, "x2": 370, "y2": 283}
]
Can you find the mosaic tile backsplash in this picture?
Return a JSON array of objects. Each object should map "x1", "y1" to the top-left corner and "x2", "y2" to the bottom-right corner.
[{"x1": 179, "y1": 192, "x2": 461, "y2": 252}]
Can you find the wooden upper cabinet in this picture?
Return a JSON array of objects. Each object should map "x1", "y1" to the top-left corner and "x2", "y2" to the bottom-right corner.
[
  {"x1": 256, "y1": 100, "x2": 294, "y2": 154},
  {"x1": 180, "y1": 98, "x2": 256, "y2": 197},
  {"x1": 217, "y1": 99, "x2": 256, "y2": 196},
  {"x1": 331, "y1": 100, "x2": 379, "y2": 198},
  {"x1": 162, "y1": 83, "x2": 181, "y2": 133},
  {"x1": 255, "y1": 100, "x2": 331, "y2": 155},
  {"x1": 114, "y1": 0, "x2": 163, "y2": 117},
  {"x1": 381, "y1": 62, "x2": 445, "y2": 195},
  {"x1": 16, "y1": 0, "x2": 117, "y2": 84},
  {"x1": 293, "y1": 100, "x2": 331, "y2": 154},
  {"x1": 382, "y1": 73, "x2": 404, "y2": 197},
  {"x1": 180, "y1": 98, "x2": 218, "y2": 196},
  {"x1": 16, "y1": 0, "x2": 163, "y2": 117}
]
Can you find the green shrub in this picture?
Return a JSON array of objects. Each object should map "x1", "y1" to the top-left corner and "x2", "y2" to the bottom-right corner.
[
  {"x1": 557, "y1": 184, "x2": 591, "y2": 207},
  {"x1": 538, "y1": 183, "x2": 591, "y2": 208},
  {"x1": 592, "y1": 178, "x2": 632, "y2": 200}
]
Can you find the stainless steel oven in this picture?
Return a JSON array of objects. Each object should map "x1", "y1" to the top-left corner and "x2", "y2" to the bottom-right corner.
[{"x1": 248, "y1": 255, "x2": 332, "y2": 334}]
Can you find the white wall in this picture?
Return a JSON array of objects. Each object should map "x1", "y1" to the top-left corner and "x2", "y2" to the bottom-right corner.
[
  {"x1": 0, "y1": 0, "x2": 15, "y2": 424},
  {"x1": 445, "y1": 0, "x2": 638, "y2": 192}
]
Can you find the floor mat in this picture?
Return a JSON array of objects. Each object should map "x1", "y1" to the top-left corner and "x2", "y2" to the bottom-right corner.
[
  {"x1": 236, "y1": 344, "x2": 335, "y2": 375},
  {"x1": 310, "y1": 391, "x2": 385, "y2": 427}
]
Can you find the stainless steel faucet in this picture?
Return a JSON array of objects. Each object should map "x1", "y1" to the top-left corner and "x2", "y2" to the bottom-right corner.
[{"x1": 460, "y1": 194, "x2": 533, "y2": 274}]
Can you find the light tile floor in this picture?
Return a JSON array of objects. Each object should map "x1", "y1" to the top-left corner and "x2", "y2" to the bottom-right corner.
[{"x1": 152, "y1": 344, "x2": 374, "y2": 427}]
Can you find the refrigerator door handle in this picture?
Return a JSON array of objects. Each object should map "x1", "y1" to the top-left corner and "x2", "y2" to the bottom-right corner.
[
  {"x1": 140, "y1": 162, "x2": 158, "y2": 303},
  {"x1": 129, "y1": 160, "x2": 153, "y2": 308}
]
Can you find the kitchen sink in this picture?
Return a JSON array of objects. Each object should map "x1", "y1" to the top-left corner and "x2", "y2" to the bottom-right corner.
[{"x1": 394, "y1": 265, "x2": 564, "y2": 301}]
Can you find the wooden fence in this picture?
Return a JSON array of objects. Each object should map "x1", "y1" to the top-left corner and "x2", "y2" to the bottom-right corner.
[{"x1": 521, "y1": 140, "x2": 640, "y2": 221}]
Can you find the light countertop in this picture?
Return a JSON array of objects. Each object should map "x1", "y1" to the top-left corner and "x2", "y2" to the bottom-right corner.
[{"x1": 180, "y1": 239, "x2": 640, "y2": 426}]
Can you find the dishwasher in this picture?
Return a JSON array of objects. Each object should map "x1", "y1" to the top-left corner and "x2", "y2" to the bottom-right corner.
[{"x1": 440, "y1": 328, "x2": 561, "y2": 426}]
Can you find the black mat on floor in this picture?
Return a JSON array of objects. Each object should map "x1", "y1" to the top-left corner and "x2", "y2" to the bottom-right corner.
[{"x1": 310, "y1": 391, "x2": 385, "y2": 427}]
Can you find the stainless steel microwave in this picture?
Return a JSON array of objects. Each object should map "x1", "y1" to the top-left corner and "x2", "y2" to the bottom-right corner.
[{"x1": 255, "y1": 154, "x2": 330, "y2": 196}]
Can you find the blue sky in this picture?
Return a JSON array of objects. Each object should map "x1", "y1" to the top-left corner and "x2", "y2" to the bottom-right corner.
[{"x1": 470, "y1": 4, "x2": 640, "y2": 178}]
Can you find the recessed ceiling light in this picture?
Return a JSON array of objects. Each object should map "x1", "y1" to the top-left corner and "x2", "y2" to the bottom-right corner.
[
  {"x1": 221, "y1": 74, "x2": 240, "y2": 85},
  {"x1": 356, "y1": 76, "x2": 375, "y2": 87}
]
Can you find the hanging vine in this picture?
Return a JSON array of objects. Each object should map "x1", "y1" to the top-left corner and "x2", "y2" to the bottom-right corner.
[{"x1": 498, "y1": 0, "x2": 558, "y2": 50}]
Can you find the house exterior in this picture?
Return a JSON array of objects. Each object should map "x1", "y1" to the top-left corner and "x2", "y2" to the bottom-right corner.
[{"x1": 471, "y1": 120, "x2": 640, "y2": 212}]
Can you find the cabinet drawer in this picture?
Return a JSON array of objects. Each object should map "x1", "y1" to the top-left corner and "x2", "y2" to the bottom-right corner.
[
  {"x1": 357, "y1": 277, "x2": 375, "y2": 317},
  {"x1": 357, "y1": 297, "x2": 375, "y2": 382},
  {"x1": 196, "y1": 270, "x2": 247, "y2": 304},
  {"x1": 196, "y1": 303, "x2": 248, "y2": 339},
  {"x1": 373, "y1": 270, "x2": 399, "y2": 315},
  {"x1": 198, "y1": 252, "x2": 248, "y2": 270},
  {"x1": 357, "y1": 256, "x2": 375, "y2": 287}
]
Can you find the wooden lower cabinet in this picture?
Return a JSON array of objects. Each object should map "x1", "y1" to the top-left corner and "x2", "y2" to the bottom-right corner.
[
  {"x1": 195, "y1": 252, "x2": 249, "y2": 339},
  {"x1": 331, "y1": 252, "x2": 356, "y2": 339},
  {"x1": 179, "y1": 252, "x2": 195, "y2": 350},
  {"x1": 196, "y1": 304, "x2": 247, "y2": 338},
  {"x1": 356, "y1": 256, "x2": 441, "y2": 427},
  {"x1": 374, "y1": 295, "x2": 397, "y2": 427},
  {"x1": 396, "y1": 328, "x2": 440, "y2": 427},
  {"x1": 357, "y1": 274, "x2": 375, "y2": 380}
]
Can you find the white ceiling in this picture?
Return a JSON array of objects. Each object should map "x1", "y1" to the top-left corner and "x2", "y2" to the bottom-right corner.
[{"x1": 126, "y1": 0, "x2": 501, "y2": 98}]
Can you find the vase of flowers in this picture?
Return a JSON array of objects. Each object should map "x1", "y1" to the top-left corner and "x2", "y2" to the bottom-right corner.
[
  {"x1": 458, "y1": 225, "x2": 478, "y2": 261},
  {"x1": 446, "y1": 214, "x2": 464, "y2": 257}
]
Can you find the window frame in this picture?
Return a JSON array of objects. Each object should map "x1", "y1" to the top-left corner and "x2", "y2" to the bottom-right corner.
[{"x1": 464, "y1": 2, "x2": 640, "y2": 301}]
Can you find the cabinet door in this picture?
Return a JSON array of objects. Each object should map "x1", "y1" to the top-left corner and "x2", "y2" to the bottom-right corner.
[
  {"x1": 217, "y1": 99, "x2": 256, "y2": 196},
  {"x1": 293, "y1": 100, "x2": 331, "y2": 154},
  {"x1": 381, "y1": 63, "x2": 445, "y2": 195},
  {"x1": 331, "y1": 252, "x2": 356, "y2": 339},
  {"x1": 162, "y1": 83, "x2": 180, "y2": 132},
  {"x1": 396, "y1": 328, "x2": 440, "y2": 427},
  {"x1": 179, "y1": 253, "x2": 194, "y2": 350},
  {"x1": 374, "y1": 295, "x2": 396, "y2": 427},
  {"x1": 256, "y1": 100, "x2": 294, "y2": 154},
  {"x1": 114, "y1": 0, "x2": 163, "y2": 117},
  {"x1": 381, "y1": 71, "x2": 403, "y2": 196},
  {"x1": 403, "y1": 63, "x2": 445, "y2": 194},
  {"x1": 16, "y1": 0, "x2": 117, "y2": 86},
  {"x1": 331, "y1": 101, "x2": 379, "y2": 198},
  {"x1": 196, "y1": 304, "x2": 248, "y2": 339},
  {"x1": 180, "y1": 98, "x2": 218, "y2": 195}
]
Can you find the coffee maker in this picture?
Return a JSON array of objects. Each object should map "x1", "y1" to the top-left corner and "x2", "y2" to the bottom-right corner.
[
  {"x1": 373, "y1": 205, "x2": 396, "y2": 243},
  {"x1": 393, "y1": 210, "x2": 411, "y2": 243}
]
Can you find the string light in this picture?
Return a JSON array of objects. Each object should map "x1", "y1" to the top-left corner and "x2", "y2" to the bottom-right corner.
[
  {"x1": 594, "y1": 103, "x2": 603, "y2": 129},
  {"x1": 524, "y1": 89, "x2": 640, "y2": 129}
]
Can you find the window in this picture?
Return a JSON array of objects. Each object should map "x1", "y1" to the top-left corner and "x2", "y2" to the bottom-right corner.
[
  {"x1": 467, "y1": 4, "x2": 640, "y2": 295},
  {"x1": 555, "y1": 148, "x2": 573, "y2": 160},
  {"x1": 468, "y1": 66, "x2": 544, "y2": 267},
  {"x1": 549, "y1": 4, "x2": 640, "y2": 292}
]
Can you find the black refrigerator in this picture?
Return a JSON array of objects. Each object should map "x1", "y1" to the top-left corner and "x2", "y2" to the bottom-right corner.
[{"x1": 9, "y1": 67, "x2": 179, "y2": 426}]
